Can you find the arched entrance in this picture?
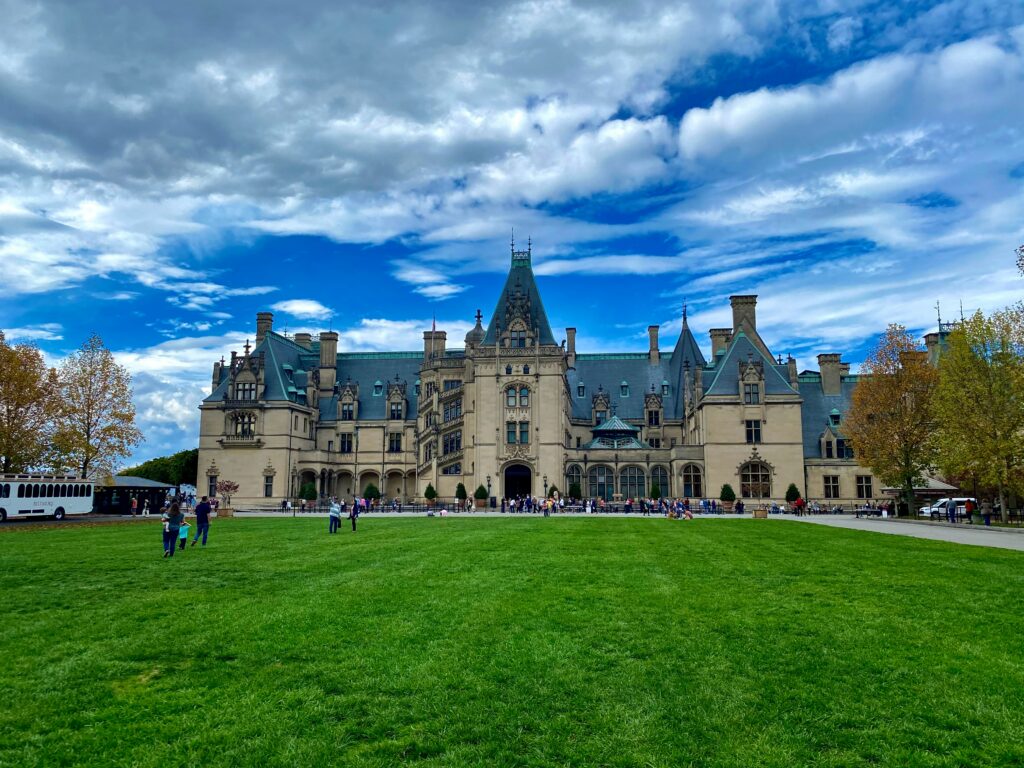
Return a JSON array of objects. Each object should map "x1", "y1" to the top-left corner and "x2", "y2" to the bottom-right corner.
[{"x1": 504, "y1": 464, "x2": 532, "y2": 498}]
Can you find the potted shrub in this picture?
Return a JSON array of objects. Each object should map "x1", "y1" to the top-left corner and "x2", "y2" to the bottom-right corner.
[
  {"x1": 650, "y1": 482, "x2": 662, "y2": 500},
  {"x1": 547, "y1": 484, "x2": 559, "y2": 499},
  {"x1": 424, "y1": 483, "x2": 437, "y2": 507},
  {"x1": 474, "y1": 484, "x2": 488, "y2": 508},
  {"x1": 719, "y1": 483, "x2": 736, "y2": 512},
  {"x1": 455, "y1": 482, "x2": 468, "y2": 510}
]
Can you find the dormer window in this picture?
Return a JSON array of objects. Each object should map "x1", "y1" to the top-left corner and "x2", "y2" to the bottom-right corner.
[
  {"x1": 340, "y1": 403, "x2": 354, "y2": 421},
  {"x1": 661, "y1": 381, "x2": 669, "y2": 396},
  {"x1": 743, "y1": 383, "x2": 760, "y2": 404},
  {"x1": 510, "y1": 330, "x2": 527, "y2": 348},
  {"x1": 596, "y1": 409, "x2": 607, "y2": 425},
  {"x1": 373, "y1": 380, "x2": 383, "y2": 396},
  {"x1": 234, "y1": 382, "x2": 256, "y2": 401},
  {"x1": 389, "y1": 402, "x2": 403, "y2": 420},
  {"x1": 620, "y1": 381, "x2": 629, "y2": 398},
  {"x1": 577, "y1": 383, "x2": 585, "y2": 398},
  {"x1": 830, "y1": 412, "x2": 841, "y2": 427}
]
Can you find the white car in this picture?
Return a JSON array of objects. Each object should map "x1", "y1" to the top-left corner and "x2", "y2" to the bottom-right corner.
[
  {"x1": 920, "y1": 498, "x2": 977, "y2": 518},
  {"x1": 919, "y1": 498, "x2": 950, "y2": 516}
]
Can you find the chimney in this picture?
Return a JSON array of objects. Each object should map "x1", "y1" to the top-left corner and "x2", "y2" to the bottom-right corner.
[
  {"x1": 566, "y1": 327, "x2": 576, "y2": 368},
  {"x1": 817, "y1": 353, "x2": 842, "y2": 395},
  {"x1": 319, "y1": 331, "x2": 338, "y2": 393},
  {"x1": 710, "y1": 328, "x2": 732, "y2": 357},
  {"x1": 787, "y1": 355, "x2": 798, "y2": 386},
  {"x1": 647, "y1": 325, "x2": 660, "y2": 364},
  {"x1": 423, "y1": 330, "x2": 446, "y2": 361},
  {"x1": 294, "y1": 332, "x2": 312, "y2": 349},
  {"x1": 729, "y1": 295, "x2": 757, "y2": 333},
  {"x1": 924, "y1": 332, "x2": 942, "y2": 365},
  {"x1": 256, "y1": 312, "x2": 273, "y2": 344},
  {"x1": 211, "y1": 360, "x2": 222, "y2": 394}
]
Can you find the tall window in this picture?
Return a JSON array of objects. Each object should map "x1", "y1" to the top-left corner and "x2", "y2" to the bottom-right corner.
[
  {"x1": 519, "y1": 387, "x2": 529, "y2": 406},
  {"x1": 824, "y1": 476, "x2": 840, "y2": 499},
  {"x1": 442, "y1": 464, "x2": 461, "y2": 475},
  {"x1": 507, "y1": 421, "x2": 516, "y2": 444},
  {"x1": 340, "y1": 403, "x2": 354, "y2": 421},
  {"x1": 263, "y1": 476, "x2": 273, "y2": 498},
  {"x1": 836, "y1": 439, "x2": 854, "y2": 459},
  {"x1": 511, "y1": 330, "x2": 526, "y2": 348},
  {"x1": 743, "y1": 383, "x2": 760, "y2": 404},
  {"x1": 390, "y1": 402, "x2": 403, "y2": 419},
  {"x1": 740, "y1": 462, "x2": 771, "y2": 498},
  {"x1": 443, "y1": 430, "x2": 462, "y2": 455},
  {"x1": 235, "y1": 382, "x2": 256, "y2": 400},
  {"x1": 682, "y1": 464, "x2": 702, "y2": 498},
  {"x1": 388, "y1": 433, "x2": 402, "y2": 453},
  {"x1": 566, "y1": 465, "x2": 582, "y2": 494},
  {"x1": 745, "y1": 419, "x2": 762, "y2": 444},
  {"x1": 649, "y1": 438, "x2": 661, "y2": 448},
  {"x1": 339, "y1": 434, "x2": 353, "y2": 453},
  {"x1": 208, "y1": 475, "x2": 218, "y2": 498},
  {"x1": 651, "y1": 466, "x2": 669, "y2": 497},
  {"x1": 825, "y1": 440, "x2": 834, "y2": 458},
  {"x1": 519, "y1": 421, "x2": 530, "y2": 444},
  {"x1": 856, "y1": 475, "x2": 873, "y2": 499},
  {"x1": 661, "y1": 383, "x2": 669, "y2": 396},
  {"x1": 647, "y1": 410, "x2": 660, "y2": 426},
  {"x1": 588, "y1": 466, "x2": 613, "y2": 500},
  {"x1": 595, "y1": 409, "x2": 607, "y2": 425},
  {"x1": 506, "y1": 387, "x2": 517, "y2": 407},
  {"x1": 577, "y1": 383, "x2": 585, "y2": 397},
  {"x1": 234, "y1": 413, "x2": 256, "y2": 437},
  {"x1": 620, "y1": 466, "x2": 645, "y2": 499}
]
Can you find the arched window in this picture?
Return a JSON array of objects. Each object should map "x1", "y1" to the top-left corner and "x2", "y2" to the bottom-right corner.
[
  {"x1": 519, "y1": 387, "x2": 529, "y2": 406},
  {"x1": 235, "y1": 413, "x2": 256, "y2": 437},
  {"x1": 588, "y1": 466, "x2": 613, "y2": 500},
  {"x1": 505, "y1": 365, "x2": 512, "y2": 375},
  {"x1": 565, "y1": 465, "x2": 582, "y2": 495},
  {"x1": 523, "y1": 364, "x2": 530, "y2": 374},
  {"x1": 740, "y1": 462, "x2": 772, "y2": 499},
  {"x1": 506, "y1": 387, "x2": 516, "y2": 407},
  {"x1": 682, "y1": 464, "x2": 702, "y2": 498},
  {"x1": 651, "y1": 466, "x2": 669, "y2": 498},
  {"x1": 620, "y1": 466, "x2": 645, "y2": 499}
]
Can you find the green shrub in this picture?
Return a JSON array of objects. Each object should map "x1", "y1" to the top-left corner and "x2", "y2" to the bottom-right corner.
[
  {"x1": 785, "y1": 483, "x2": 801, "y2": 503},
  {"x1": 650, "y1": 482, "x2": 662, "y2": 499},
  {"x1": 568, "y1": 482, "x2": 582, "y2": 499},
  {"x1": 300, "y1": 482, "x2": 318, "y2": 501},
  {"x1": 362, "y1": 483, "x2": 381, "y2": 500},
  {"x1": 455, "y1": 483, "x2": 468, "y2": 501},
  {"x1": 474, "y1": 484, "x2": 489, "y2": 500},
  {"x1": 719, "y1": 484, "x2": 736, "y2": 503},
  {"x1": 424, "y1": 484, "x2": 437, "y2": 502}
]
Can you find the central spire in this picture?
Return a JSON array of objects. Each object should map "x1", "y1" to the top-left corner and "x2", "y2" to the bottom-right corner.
[{"x1": 482, "y1": 236, "x2": 555, "y2": 347}]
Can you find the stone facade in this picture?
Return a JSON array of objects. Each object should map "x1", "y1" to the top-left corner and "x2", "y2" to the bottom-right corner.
[{"x1": 198, "y1": 243, "x2": 880, "y2": 508}]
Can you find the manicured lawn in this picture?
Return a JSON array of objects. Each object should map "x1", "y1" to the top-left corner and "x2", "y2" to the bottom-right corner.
[{"x1": 1, "y1": 517, "x2": 1023, "y2": 767}]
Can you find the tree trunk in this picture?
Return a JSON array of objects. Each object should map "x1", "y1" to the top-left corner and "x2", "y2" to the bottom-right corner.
[{"x1": 999, "y1": 483, "x2": 1008, "y2": 524}]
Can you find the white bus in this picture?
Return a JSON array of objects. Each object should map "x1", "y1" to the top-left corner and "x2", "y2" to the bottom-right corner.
[{"x1": 0, "y1": 474, "x2": 95, "y2": 522}]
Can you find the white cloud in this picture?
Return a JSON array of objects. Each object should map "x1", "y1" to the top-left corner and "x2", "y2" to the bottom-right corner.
[
  {"x1": 1, "y1": 322, "x2": 64, "y2": 341},
  {"x1": 270, "y1": 299, "x2": 334, "y2": 321}
]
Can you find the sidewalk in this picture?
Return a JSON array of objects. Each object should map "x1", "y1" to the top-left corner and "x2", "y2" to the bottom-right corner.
[{"x1": 789, "y1": 514, "x2": 1024, "y2": 552}]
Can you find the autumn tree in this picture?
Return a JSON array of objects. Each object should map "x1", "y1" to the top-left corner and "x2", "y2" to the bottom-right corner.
[
  {"x1": 216, "y1": 479, "x2": 239, "y2": 505},
  {"x1": 51, "y1": 334, "x2": 143, "y2": 479},
  {"x1": 844, "y1": 324, "x2": 939, "y2": 516},
  {"x1": 0, "y1": 332, "x2": 60, "y2": 472},
  {"x1": 933, "y1": 307, "x2": 1024, "y2": 522}
]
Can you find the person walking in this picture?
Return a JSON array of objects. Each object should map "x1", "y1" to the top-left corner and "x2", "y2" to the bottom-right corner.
[
  {"x1": 163, "y1": 502, "x2": 184, "y2": 558},
  {"x1": 981, "y1": 499, "x2": 992, "y2": 526},
  {"x1": 349, "y1": 501, "x2": 358, "y2": 532},
  {"x1": 130, "y1": 496, "x2": 138, "y2": 517},
  {"x1": 329, "y1": 498, "x2": 341, "y2": 534},
  {"x1": 191, "y1": 496, "x2": 212, "y2": 546}
]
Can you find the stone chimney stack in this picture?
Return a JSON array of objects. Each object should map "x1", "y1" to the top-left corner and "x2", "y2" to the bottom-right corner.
[
  {"x1": 648, "y1": 325, "x2": 660, "y2": 364},
  {"x1": 817, "y1": 353, "x2": 842, "y2": 395},
  {"x1": 211, "y1": 360, "x2": 222, "y2": 394},
  {"x1": 729, "y1": 295, "x2": 757, "y2": 333},
  {"x1": 423, "y1": 330, "x2": 446, "y2": 361},
  {"x1": 294, "y1": 332, "x2": 312, "y2": 350},
  {"x1": 923, "y1": 332, "x2": 943, "y2": 365},
  {"x1": 566, "y1": 327, "x2": 576, "y2": 368},
  {"x1": 787, "y1": 355, "x2": 799, "y2": 386},
  {"x1": 319, "y1": 331, "x2": 338, "y2": 393},
  {"x1": 256, "y1": 312, "x2": 273, "y2": 345},
  {"x1": 710, "y1": 328, "x2": 733, "y2": 357}
]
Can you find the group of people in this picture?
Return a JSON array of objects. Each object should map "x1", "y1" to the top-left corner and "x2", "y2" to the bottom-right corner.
[
  {"x1": 326, "y1": 496, "x2": 361, "y2": 533},
  {"x1": 160, "y1": 495, "x2": 213, "y2": 558}
]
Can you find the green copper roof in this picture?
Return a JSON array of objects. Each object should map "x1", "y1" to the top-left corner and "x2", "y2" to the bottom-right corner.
[{"x1": 591, "y1": 415, "x2": 640, "y2": 434}]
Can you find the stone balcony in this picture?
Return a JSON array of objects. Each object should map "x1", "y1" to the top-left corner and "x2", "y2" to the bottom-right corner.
[{"x1": 218, "y1": 435, "x2": 265, "y2": 448}]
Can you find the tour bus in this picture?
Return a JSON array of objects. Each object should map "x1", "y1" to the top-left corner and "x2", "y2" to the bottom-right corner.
[{"x1": 0, "y1": 474, "x2": 95, "y2": 522}]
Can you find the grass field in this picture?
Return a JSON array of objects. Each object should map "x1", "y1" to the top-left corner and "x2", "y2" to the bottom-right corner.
[{"x1": 2, "y1": 517, "x2": 1023, "y2": 767}]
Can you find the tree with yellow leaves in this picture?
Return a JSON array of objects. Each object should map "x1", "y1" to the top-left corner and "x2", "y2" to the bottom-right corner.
[
  {"x1": 933, "y1": 306, "x2": 1024, "y2": 523},
  {"x1": 0, "y1": 331, "x2": 60, "y2": 472},
  {"x1": 52, "y1": 334, "x2": 143, "y2": 479},
  {"x1": 844, "y1": 324, "x2": 939, "y2": 516}
]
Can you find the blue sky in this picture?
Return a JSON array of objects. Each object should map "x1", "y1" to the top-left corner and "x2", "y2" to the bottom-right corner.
[{"x1": 1, "y1": 0, "x2": 1023, "y2": 464}]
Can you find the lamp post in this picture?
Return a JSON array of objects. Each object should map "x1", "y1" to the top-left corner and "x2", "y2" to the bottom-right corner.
[{"x1": 543, "y1": 475, "x2": 548, "y2": 498}]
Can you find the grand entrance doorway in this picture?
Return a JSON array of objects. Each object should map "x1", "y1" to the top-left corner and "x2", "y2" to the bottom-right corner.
[{"x1": 504, "y1": 464, "x2": 532, "y2": 499}]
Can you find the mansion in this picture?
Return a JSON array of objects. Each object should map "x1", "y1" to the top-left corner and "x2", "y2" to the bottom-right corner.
[{"x1": 197, "y1": 243, "x2": 917, "y2": 508}]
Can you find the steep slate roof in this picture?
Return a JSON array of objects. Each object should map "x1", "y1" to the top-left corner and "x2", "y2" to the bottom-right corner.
[
  {"x1": 797, "y1": 373, "x2": 859, "y2": 458},
  {"x1": 701, "y1": 331, "x2": 796, "y2": 398},
  {"x1": 482, "y1": 248, "x2": 557, "y2": 346}
]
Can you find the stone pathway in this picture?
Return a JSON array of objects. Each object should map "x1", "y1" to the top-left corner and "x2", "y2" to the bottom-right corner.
[{"x1": 787, "y1": 514, "x2": 1024, "y2": 552}]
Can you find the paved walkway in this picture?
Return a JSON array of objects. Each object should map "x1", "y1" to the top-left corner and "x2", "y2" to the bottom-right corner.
[{"x1": 788, "y1": 514, "x2": 1024, "y2": 552}]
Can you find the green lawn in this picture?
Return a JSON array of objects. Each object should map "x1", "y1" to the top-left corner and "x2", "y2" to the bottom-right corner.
[{"x1": 2, "y1": 518, "x2": 1023, "y2": 768}]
